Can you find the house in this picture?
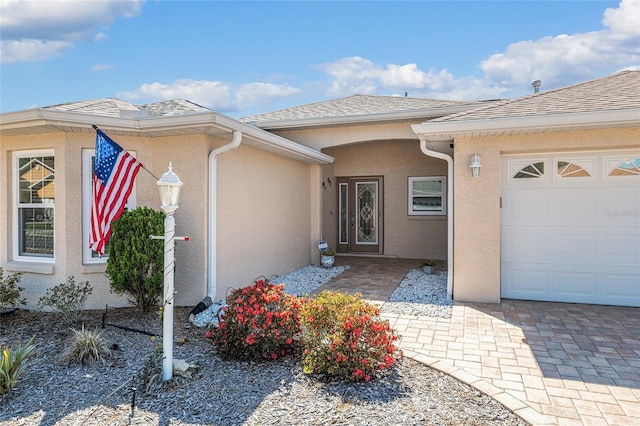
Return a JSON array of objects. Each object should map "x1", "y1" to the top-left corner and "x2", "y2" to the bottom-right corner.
[
  {"x1": 0, "y1": 99, "x2": 334, "y2": 310},
  {"x1": 411, "y1": 70, "x2": 640, "y2": 307},
  {"x1": 1, "y1": 71, "x2": 638, "y2": 311}
]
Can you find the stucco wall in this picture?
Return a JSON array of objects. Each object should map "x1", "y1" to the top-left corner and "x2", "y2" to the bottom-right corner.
[
  {"x1": 1, "y1": 131, "x2": 223, "y2": 309},
  {"x1": 323, "y1": 139, "x2": 448, "y2": 260},
  {"x1": 453, "y1": 126, "x2": 640, "y2": 303},
  {"x1": 215, "y1": 144, "x2": 314, "y2": 298}
]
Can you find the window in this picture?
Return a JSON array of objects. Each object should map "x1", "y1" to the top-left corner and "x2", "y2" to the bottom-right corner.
[
  {"x1": 514, "y1": 162, "x2": 544, "y2": 179},
  {"x1": 82, "y1": 149, "x2": 137, "y2": 263},
  {"x1": 408, "y1": 177, "x2": 446, "y2": 215},
  {"x1": 13, "y1": 150, "x2": 55, "y2": 260},
  {"x1": 608, "y1": 157, "x2": 640, "y2": 176}
]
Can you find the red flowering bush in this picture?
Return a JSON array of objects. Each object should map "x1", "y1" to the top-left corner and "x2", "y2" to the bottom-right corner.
[
  {"x1": 213, "y1": 278, "x2": 302, "y2": 361},
  {"x1": 299, "y1": 290, "x2": 402, "y2": 382}
]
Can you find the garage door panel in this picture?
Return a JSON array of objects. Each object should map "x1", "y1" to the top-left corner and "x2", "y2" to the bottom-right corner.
[
  {"x1": 503, "y1": 190, "x2": 549, "y2": 222},
  {"x1": 501, "y1": 151, "x2": 640, "y2": 307},
  {"x1": 555, "y1": 271, "x2": 597, "y2": 297},
  {"x1": 601, "y1": 232, "x2": 640, "y2": 261},
  {"x1": 501, "y1": 229, "x2": 549, "y2": 260},
  {"x1": 501, "y1": 266, "x2": 550, "y2": 297},
  {"x1": 603, "y1": 272, "x2": 640, "y2": 300}
]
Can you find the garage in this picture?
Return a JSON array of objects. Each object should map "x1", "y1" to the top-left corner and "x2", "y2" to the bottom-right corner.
[{"x1": 501, "y1": 151, "x2": 640, "y2": 307}]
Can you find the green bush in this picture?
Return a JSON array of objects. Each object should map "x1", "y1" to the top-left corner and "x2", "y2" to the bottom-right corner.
[
  {"x1": 300, "y1": 291, "x2": 402, "y2": 382},
  {"x1": 0, "y1": 268, "x2": 25, "y2": 311},
  {"x1": 0, "y1": 336, "x2": 36, "y2": 394},
  {"x1": 213, "y1": 278, "x2": 302, "y2": 361},
  {"x1": 106, "y1": 207, "x2": 165, "y2": 312},
  {"x1": 64, "y1": 326, "x2": 111, "y2": 366},
  {"x1": 37, "y1": 276, "x2": 93, "y2": 325}
]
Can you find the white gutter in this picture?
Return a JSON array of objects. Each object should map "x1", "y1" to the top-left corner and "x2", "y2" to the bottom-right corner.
[
  {"x1": 419, "y1": 139, "x2": 454, "y2": 298},
  {"x1": 189, "y1": 130, "x2": 243, "y2": 319}
]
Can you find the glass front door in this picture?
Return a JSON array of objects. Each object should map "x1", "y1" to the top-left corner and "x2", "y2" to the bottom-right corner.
[{"x1": 337, "y1": 177, "x2": 383, "y2": 253}]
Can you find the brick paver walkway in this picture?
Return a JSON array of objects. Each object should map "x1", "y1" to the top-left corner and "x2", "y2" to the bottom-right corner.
[{"x1": 316, "y1": 257, "x2": 640, "y2": 426}]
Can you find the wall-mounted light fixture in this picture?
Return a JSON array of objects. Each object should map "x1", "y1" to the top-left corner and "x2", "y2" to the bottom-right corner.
[{"x1": 470, "y1": 154, "x2": 481, "y2": 178}]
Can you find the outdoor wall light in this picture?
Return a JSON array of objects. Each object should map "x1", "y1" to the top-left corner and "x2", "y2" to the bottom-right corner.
[{"x1": 470, "y1": 154, "x2": 481, "y2": 178}]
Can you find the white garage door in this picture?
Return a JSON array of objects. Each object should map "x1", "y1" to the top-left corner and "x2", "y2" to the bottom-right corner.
[{"x1": 501, "y1": 151, "x2": 640, "y2": 307}]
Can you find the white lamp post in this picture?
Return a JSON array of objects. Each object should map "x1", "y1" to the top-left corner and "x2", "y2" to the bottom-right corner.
[{"x1": 156, "y1": 162, "x2": 183, "y2": 382}]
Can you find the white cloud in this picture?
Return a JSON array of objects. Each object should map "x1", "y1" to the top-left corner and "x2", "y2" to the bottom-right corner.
[
  {"x1": 91, "y1": 64, "x2": 114, "y2": 71},
  {"x1": 321, "y1": 0, "x2": 639, "y2": 100},
  {"x1": 236, "y1": 83, "x2": 300, "y2": 109},
  {"x1": 480, "y1": 0, "x2": 640, "y2": 91},
  {"x1": 321, "y1": 56, "x2": 508, "y2": 100},
  {"x1": 118, "y1": 79, "x2": 301, "y2": 113},
  {"x1": 0, "y1": 0, "x2": 144, "y2": 63}
]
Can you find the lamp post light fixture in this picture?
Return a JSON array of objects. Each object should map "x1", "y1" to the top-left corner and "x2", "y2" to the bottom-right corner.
[
  {"x1": 156, "y1": 162, "x2": 184, "y2": 382},
  {"x1": 470, "y1": 153, "x2": 481, "y2": 178}
]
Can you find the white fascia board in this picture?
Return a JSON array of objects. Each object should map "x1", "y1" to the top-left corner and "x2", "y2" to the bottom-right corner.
[
  {"x1": 247, "y1": 104, "x2": 479, "y2": 129},
  {"x1": 213, "y1": 114, "x2": 334, "y2": 164},
  {"x1": 0, "y1": 109, "x2": 333, "y2": 165},
  {"x1": 411, "y1": 109, "x2": 640, "y2": 141}
]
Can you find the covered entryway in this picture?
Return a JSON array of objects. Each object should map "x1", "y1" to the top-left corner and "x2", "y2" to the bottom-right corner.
[
  {"x1": 336, "y1": 176, "x2": 384, "y2": 254},
  {"x1": 501, "y1": 151, "x2": 640, "y2": 307}
]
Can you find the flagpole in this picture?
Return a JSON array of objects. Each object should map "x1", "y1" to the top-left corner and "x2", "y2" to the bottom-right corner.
[{"x1": 92, "y1": 124, "x2": 160, "y2": 180}]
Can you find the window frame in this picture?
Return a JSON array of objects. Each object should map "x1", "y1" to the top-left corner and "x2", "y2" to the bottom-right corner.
[
  {"x1": 82, "y1": 148, "x2": 137, "y2": 264},
  {"x1": 408, "y1": 176, "x2": 446, "y2": 216},
  {"x1": 12, "y1": 149, "x2": 56, "y2": 262}
]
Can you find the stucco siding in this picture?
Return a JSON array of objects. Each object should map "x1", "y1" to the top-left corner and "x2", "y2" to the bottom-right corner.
[
  {"x1": 216, "y1": 144, "x2": 313, "y2": 299},
  {"x1": 452, "y1": 127, "x2": 640, "y2": 303},
  {"x1": 0, "y1": 131, "x2": 212, "y2": 309}
]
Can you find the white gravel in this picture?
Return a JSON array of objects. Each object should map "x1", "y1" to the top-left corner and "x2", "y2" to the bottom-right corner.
[{"x1": 192, "y1": 264, "x2": 451, "y2": 327}]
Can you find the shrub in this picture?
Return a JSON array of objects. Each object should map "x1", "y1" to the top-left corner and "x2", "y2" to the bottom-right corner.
[
  {"x1": 37, "y1": 276, "x2": 93, "y2": 325},
  {"x1": 300, "y1": 291, "x2": 401, "y2": 382},
  {"x1": 0, "y1": 268, "x2": 25, "y2": 311},
  {"x1": 64, "y1": 326, "x2": 111, "y2": 366},
  {"x1": 0, "y1": 336, "x2": 36, "y2": 394},
  {"x1": 214, "y1": 277, "x2": 302, "y2": 361},
  {"x1": 106, "y1": 207, "x2": 165, "y2": 312}
]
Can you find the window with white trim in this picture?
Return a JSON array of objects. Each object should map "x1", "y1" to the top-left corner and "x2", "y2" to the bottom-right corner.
[
  {"x1": 13, "y1": 150, "x2": 55, "y2": 260},
  {"x1": 82, "y1": 149, "x2": 137, "y2": 263},
  {"x1": 408, "y1": 177, "x2": 446, "y2": 215}
]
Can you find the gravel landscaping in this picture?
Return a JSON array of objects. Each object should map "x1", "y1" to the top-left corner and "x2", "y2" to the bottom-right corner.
[{"x1": 0, "y1": 265, "x2": 528, "y2": 426}]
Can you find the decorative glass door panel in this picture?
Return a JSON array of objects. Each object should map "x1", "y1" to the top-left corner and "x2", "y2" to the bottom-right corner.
[{"x1": 356, "y1": 182, "x2": 378, "y2": 244}]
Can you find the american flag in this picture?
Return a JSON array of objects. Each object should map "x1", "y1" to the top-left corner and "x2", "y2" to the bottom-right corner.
[{"x1": 89, "y1": 129, "x2": 142, "y2": 256}]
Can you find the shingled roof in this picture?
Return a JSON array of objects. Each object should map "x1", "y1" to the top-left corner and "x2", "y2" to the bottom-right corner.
[
  {"x1": 240, "y1": 94, "x2": 476, "y2": 124},
  {"x1": 430, "y1": 70, "x2": 640, "y2": 123},
  {"x1": 43, "y1": 98, "x2": 211, "y2": 117}
]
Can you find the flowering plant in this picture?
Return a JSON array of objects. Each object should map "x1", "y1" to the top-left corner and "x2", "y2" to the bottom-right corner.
[
  {"x1": 212, "y1": 277, "x2": 303, "y2": 361},
  {"x1": 299, "y1": 290, "x2": 402, "y2": 382}
]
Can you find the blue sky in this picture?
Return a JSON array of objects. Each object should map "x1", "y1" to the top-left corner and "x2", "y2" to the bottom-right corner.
[{"x1": 1, "y1": 0, "x2": 639, "y2": 118}]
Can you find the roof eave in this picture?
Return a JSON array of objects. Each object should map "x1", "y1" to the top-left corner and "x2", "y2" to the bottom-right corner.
[
  {"x1": 0, "y1": 109, "x2": 333, "y2": 165},
  {"x1": 411, "y1": 109, "x2": 640, "y2": 142},
  {"x1": 246, "y1": 104, "x2": 479, "y2": 130}
]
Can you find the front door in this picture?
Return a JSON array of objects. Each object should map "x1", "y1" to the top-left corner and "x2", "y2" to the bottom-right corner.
[{"x1": 337, "y1": 177, "x2": 383, "y2": 253}]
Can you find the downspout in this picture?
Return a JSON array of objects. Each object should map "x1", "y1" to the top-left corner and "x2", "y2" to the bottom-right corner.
[
  {"x1": 189, "y1": 131, "x2": 242, "y2": 319},
  {"x1": 419, "y1": 139, "x2": 454, "y2": 298}
]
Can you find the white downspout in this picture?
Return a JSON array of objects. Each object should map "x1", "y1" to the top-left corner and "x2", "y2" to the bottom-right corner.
[
  {"x1": 189, "y1": 131, "x2": 242, "y2": 319},
  {"x1": 419, "y1": 139, "x2": 454, "y2": 298}
]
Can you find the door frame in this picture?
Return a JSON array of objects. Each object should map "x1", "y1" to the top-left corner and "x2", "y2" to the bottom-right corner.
[{"x1": 336, "y1": 176, "x2": 384, "y2": 254}]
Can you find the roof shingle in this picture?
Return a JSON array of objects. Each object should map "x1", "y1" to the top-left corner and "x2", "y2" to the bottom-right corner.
[
  {"x1": 431, "y1": 70, "x2": 640, "y2": 123},
  {"x1": 240, "y1": 94, "x2": 475, "y2": 123}
]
